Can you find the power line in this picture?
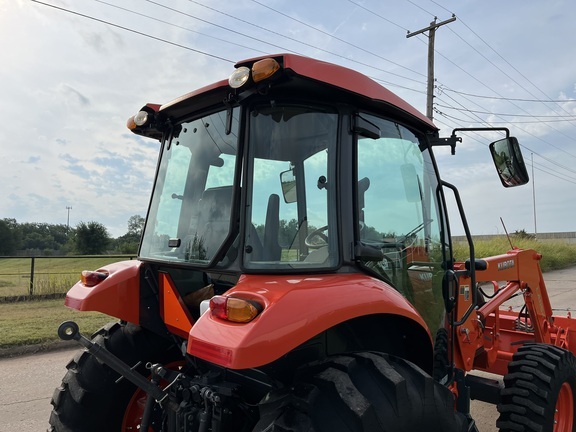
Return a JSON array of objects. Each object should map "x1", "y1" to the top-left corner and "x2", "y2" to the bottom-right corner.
[
  {"x1": 435, "y1": 106, "x2": 576, "y2": 180},
  {"x1": 363, "y1": 2, "x2": 576, "y2": 186},
  {"x1": 371, "y1": 77, "x2": 427, "y2": 95},
  {"x1": 405, "y1": 0, "x2": 436, "y2": 17},
  {"x1": 431, "y1": 48, "x2": 576, "y2": 157},
  {"x1": 354, "y1": 0, "x2": 576, "y2": 169},
  {"x1": 426, "y1": 14, "x2": 576, "y2": 144},
  {"x1": 434, "y1": 89, "x2": 576, "y2": 178},
  {"x1": 345, "y1": 0, "x2": 410, "y2": 32},
  {"x1": 30, "y1": 0, "x2": 234, "y2": 63},
  {"x1": 411, "y1": 0, "x2": 576, "y2": 132},
  {"x1": 92, "y1": 0, "x2": 270, "y2": 55},
  {"x1": 434, "y1": 111, "x2": 576, "y2": 185},
  {"x1": 142, "y1": 0, "x2": 299, "y2": 55},
  {"x1": 249, "y1": 0, "x2": 422, "y2": 76},
  {"x1": 144, "y1": 0, "x2": 427, "y2": 86},
  {"x1": 435, "y1": 92, "x2": 576, "y2": 174},
  {"x1": 395, "y1": 4, "x2": 576, "y2": 156},
  {"x1": 448, "y1": 18, "x2": 576, "y2": 136},
  {"x1": 456, "y1": 15, "x2": 576, "y2": 122},
  {"x1": 427, "y1": 0, "x2": 454, "y2": 16},
  {"x1": 435, "y1": 103, "x2": 576, "y2": 119},
  {"x1": 441, "y1": 87, "x2": 576, "y2": 103}
]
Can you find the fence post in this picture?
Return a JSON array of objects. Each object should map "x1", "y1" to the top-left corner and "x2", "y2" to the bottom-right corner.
[{"x1": 29, "y1": 257, "x2": 35, "y2": 296}]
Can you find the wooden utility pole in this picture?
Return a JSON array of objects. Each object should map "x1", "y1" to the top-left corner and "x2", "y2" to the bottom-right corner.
[{"x1": 407, "y1": 15, "x2": 456, "y2": 121}]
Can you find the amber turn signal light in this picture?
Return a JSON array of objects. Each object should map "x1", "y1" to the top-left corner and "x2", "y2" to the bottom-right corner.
[{"x1": 252, "y1": 58, "x2": 280, "y2": 83}]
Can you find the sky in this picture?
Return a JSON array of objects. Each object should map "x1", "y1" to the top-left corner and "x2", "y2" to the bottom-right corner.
[{"x1": 1, "y1": 0, "x2": 576, "y2": 238}]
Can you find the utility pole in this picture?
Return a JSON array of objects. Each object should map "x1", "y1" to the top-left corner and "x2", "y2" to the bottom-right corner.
[
  {"x1": 407, "y1": 15, "x2": 456, "y2": 121},
  {"x1": 66, "y1": 206, "x2": 72, "y2": 233},
  {"x1": 531, "y1": 153, "x2": 537, "y2": 236}
]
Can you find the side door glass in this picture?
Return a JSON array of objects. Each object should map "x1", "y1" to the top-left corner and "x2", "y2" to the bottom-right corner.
[{"x1": 356, "y1": 114, "x2": 445, "y2": 332}]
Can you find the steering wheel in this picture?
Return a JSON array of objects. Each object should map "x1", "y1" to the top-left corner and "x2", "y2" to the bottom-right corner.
[{"x1": 305, "y1": 225, "x2": 328, "y2": 248}]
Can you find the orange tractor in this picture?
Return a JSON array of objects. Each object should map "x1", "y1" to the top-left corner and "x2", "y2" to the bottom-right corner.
[{"x1": 49, "y1": 54, "x2": 576, "y2": 432}]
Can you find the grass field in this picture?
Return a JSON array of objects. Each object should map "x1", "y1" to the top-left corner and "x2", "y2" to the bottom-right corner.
[
  {"x1": 0, "y1": 298, "x2": 113, "y2": 349},
  {"x1": 453, "y1": 237, "x2": 576, "y2": 273},
  {"x1": 0, "y1": 239, "x2": 575, "y2": 350},
  {"x1": 0, "y1": 255, "x2": 134, "y2": 297}
]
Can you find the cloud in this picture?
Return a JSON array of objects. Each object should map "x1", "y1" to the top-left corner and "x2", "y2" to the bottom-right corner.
[
  {"x1": 60, "y1": 153, "x2": 91, "y2": 179},
  {"x1": 27, "y1": 156, "x2": 41, "y2": 164},
  {"x1": 58, "y1": 83, "x2": 90, "y2": 107}
]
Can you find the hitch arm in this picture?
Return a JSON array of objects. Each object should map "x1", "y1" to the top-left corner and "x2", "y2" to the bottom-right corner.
[{"x1": 57, "y1": 321, "x2": 180, "y2": 412}]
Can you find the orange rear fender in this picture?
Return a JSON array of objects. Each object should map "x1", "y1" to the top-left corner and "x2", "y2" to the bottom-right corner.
[
  {"x1": 188, "y1": 273, "x2": 429, "y2": 369},
  {"x1": 65, "y1": 260, "x2": 141, "y2": 324}
]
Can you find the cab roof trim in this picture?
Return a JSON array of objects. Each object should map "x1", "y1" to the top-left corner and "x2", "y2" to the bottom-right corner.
[
  {"x1": 275, "y1": 53, "x2": 436, "y2": 130},
  {"x1": 158, "y1": 53, "x2": 437, "y2": 131},
  {"x1": 160, "y1": 79, "x2": 229, "y2": 112}
]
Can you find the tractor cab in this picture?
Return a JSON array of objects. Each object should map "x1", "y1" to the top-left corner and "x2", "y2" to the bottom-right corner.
[
  {"x1": 129, "y1": 55, "x2": 530, "y2": 337},
  {"x1": 131, "y1": 54, "x2": 466, "y2": 332}
]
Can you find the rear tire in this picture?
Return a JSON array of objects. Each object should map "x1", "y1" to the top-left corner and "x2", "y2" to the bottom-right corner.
[
  {"x1": 48, "y1": 322, "x2": 180, "y2": 432},
  {"x1": 497, "y1": 343, "x2": 576, "y2": 432},
  {"x1": 254, "y1": 352, "x2": 467, "y2": 432}
]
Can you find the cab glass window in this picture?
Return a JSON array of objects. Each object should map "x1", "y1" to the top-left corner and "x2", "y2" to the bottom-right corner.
[
  {"x1": 243, "y1": 105, "x2": 338, "y2": 270},
  {"x1": 356, "y1": 114, "x2": 445, "y2": 331}
]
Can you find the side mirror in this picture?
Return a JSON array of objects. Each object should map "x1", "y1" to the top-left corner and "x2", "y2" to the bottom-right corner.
[
  {"x1": 280, "y1": 169, "x2": 297, "y2": 203},
  {"x1": 489, "y1": 137, "x2": 529, "y2": 188}
]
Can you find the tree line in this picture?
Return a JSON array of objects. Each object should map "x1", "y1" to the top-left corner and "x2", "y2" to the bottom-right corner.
[{"x1": 0, "y1": 215, "x2": 144, "y2": 256}]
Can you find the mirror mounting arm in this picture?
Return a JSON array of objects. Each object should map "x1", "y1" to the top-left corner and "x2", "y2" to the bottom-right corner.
[
  {"x1": 430, "y1": 135, "x2": 461, "y2": 155},
  {"x1": 453, "y1": 127, "x2": 510, "y2": 138},
  {"x1": 431, "y1": 127, "x2": 510, "y2": 155}
]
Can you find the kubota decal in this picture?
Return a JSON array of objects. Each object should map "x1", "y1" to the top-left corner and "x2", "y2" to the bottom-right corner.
[{"x1": 497, "y1": 259, "x2": 515, "y2": 271}]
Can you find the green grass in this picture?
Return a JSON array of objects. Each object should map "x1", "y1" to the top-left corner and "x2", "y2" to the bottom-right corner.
[
  {"x1": 1, "y1": 241, "x2": 575, "y2": 351},
  {"x1": 0, "y1": 256, "x2": 134, "y2": 297},
  {"x1": 0, "y1": 298, "x2": 113, "y2": 349},
  {"x1": 454, "y1": 237, "x2": 576, "y2": 273}
]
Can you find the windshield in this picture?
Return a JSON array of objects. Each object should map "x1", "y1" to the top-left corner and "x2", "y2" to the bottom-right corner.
[
  {"x1": 140, "y1": 108, "x2": 239, "y2": 263},
  {"x1": 243, "y1": 105, "x2": 338, "y2": 269}
]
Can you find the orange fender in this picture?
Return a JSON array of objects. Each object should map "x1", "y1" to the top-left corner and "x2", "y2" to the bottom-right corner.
[
  {"x1": 188, "y1": 273, "x2": 428, "y2": 369},
  {"x1": 65, "y1": 260, "x2": 141, "y2": 324}
]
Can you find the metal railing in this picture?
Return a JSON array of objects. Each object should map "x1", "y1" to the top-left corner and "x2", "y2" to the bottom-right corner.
[{"x1": 0, "y1": 255, "x2": 136, "y2": 299}]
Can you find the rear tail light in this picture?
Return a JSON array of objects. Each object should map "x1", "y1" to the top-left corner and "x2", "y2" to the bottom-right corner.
[
  {"x1": 81, "y1": 270, "x2": 109, "y2": 287},
  {"x1": 209, "y1": 295, "x2": 263, "y2": 323}
]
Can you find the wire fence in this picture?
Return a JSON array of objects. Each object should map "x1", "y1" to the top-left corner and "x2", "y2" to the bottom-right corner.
[{"x1": 0, "y1": 255, "x2": 136, "y2": 301}]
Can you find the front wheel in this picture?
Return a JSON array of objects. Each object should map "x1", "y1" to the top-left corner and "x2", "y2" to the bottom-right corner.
[
  {"x1": 48, "y1": 322, "x2": 181, "y2": 432},
  {"x1": 497, "y1": 343, "x2": 576, "y2": 432},
  {"x1": 254, "y1": 352, "x2": 467, "y2": 432}
]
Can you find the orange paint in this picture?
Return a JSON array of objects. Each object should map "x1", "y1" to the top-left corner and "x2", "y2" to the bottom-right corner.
[
  {"x1": 65, "y1": 260, "x2": 141, "y2": 324},
  {"x1": 187, "y1": 273, "x2": 428, "y2": 369},
  {"x1": 159, "y1": 272, "x2": 195, "y2": 339}
]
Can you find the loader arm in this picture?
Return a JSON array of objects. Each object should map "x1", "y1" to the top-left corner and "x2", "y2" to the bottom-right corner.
[{"x1": 452, "y1": 247, "x2": 560, "y2": 375}]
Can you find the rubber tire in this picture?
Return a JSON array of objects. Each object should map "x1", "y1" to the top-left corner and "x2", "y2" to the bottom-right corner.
[
  {"x1": 48, "y1": 322, "x2": 179, "y2": 432},
  {"x1": 433, "y1": 328, "x2": 450, "y2": 383},
  {"x1": 254, "y1": 352, "x2": 467, "y2": 432},
  {"x1": 497, "y1": 343, "x2": 576, "y2": 432}
]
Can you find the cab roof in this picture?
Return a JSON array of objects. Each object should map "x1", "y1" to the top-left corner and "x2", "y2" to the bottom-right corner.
[{"x1": 153, "y1": 53, "x2": 437, "y2": 133}]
